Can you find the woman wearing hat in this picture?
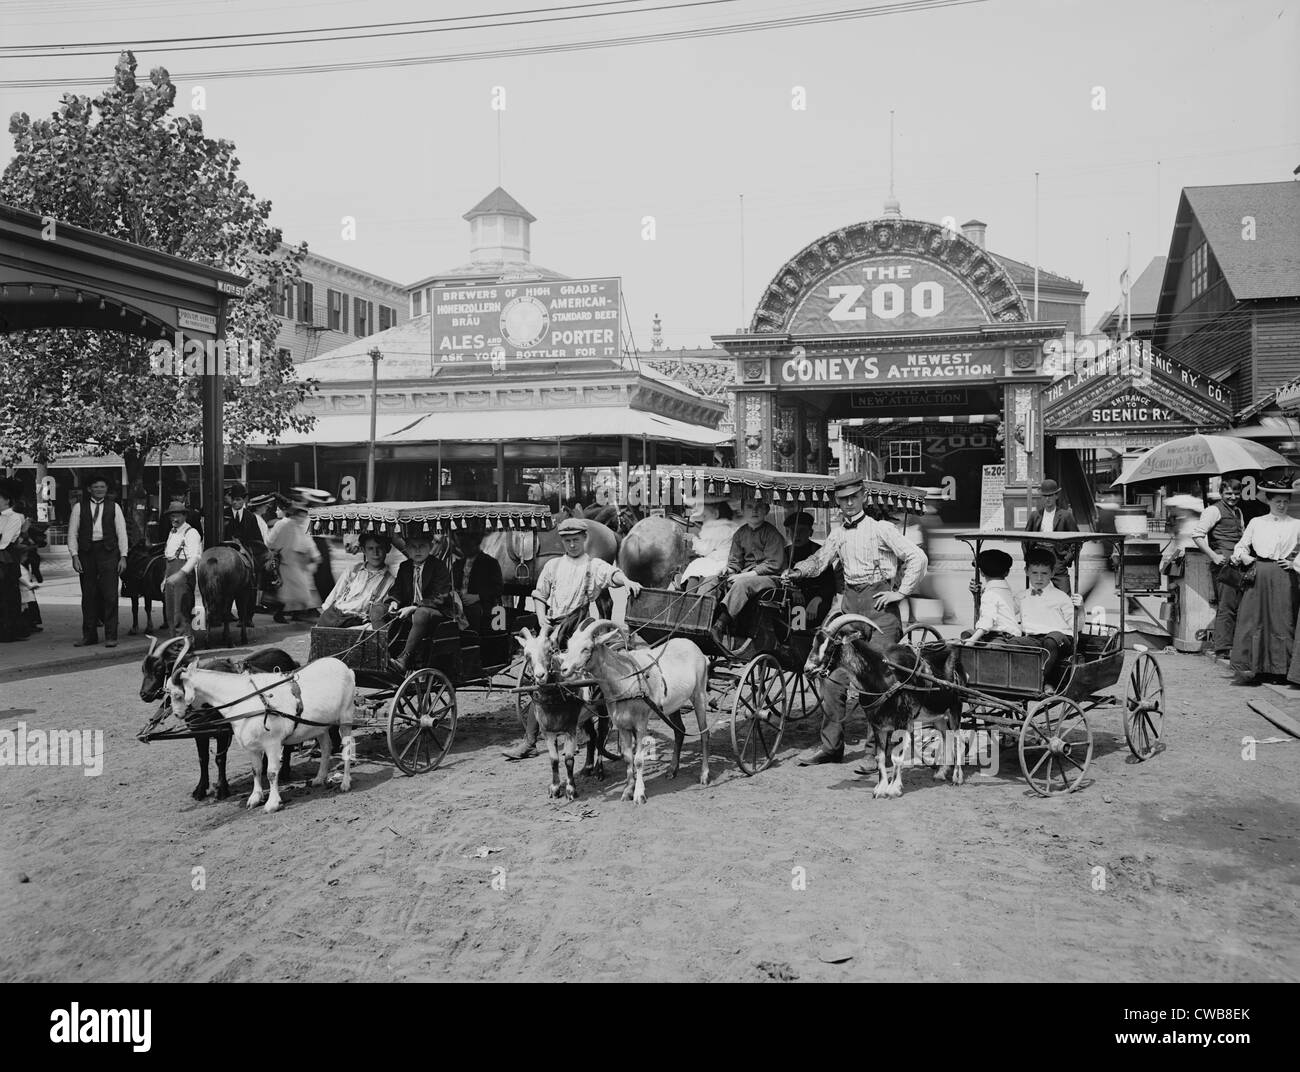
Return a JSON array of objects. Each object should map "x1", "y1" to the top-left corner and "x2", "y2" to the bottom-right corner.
[
  {"x1": 161, "y1": 499, "x2": 204, "y2": 640},
  {"x1": 680, "y1": 496, "x2": 740, "y2": 592},
  {"x1": 267, "y1": 498, "x2": 322, "y2": 622},
  {"x1": 0, "y1": 478, "x2": 31, "y2": 643},
  {"x1": 1228, "y1": 480, "x2": 1300, "y2": 685}
]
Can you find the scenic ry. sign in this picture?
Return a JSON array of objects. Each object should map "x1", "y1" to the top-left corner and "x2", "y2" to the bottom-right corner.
[{"x1": 432, "y1": 276, "x2": 621, "y2": 366}]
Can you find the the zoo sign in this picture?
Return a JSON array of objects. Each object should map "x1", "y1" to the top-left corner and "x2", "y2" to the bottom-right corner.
[{"x1": 789, "y1": 256, "x2": 991, "y2": 335}]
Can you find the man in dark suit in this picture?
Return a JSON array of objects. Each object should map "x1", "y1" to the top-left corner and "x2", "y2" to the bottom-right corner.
[
  {"x1": 452, "y1": 529, "x2": 503, "y2": 635},
  {"x1": 386, "y1": 533, "x2": 456, "y2": 674},
  {"x1": 223, "y1": 482, "x2": 271, "y2": 588},
  {"x1": 67, "y1": 477, "x2": 129, "y2": 647},
  {"x1": 1025, "y1": 478, "x2": 1078, "y2": 594}
]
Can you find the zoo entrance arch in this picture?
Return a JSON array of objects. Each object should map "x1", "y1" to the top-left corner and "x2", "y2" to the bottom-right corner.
[{"x1": 714, "y1": 215, "x2": 1067, "y2": 525}]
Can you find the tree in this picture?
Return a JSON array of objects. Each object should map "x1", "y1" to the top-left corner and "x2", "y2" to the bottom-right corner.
[{"x1": 0, "y1": 51, "x2": 316, "y2": 508}]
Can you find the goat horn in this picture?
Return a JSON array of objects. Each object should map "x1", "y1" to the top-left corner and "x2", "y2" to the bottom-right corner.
[
  {"x1": 168, "y1": 636, "x2": 193, "y2": 682},
  {"x1": 586, "y1": 620, "x2": 624, "y2": 645},
  {"x1": 145, "y1": 634, "x2": 159, "y2": 657},
  {"x1": 822, "y1": 612, "x2": 879, "y2": 638}
]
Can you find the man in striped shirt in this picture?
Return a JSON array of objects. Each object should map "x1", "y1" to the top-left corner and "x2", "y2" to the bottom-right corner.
[{"x1": 785, "y1": 471, "x2": 928, "y2": 765}]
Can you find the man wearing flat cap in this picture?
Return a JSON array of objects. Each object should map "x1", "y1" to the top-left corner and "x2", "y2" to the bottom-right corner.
[
  {"x1": 501, "y1": 517, "x2": 643, "y2": 760},
  {"x1": 785, "y1": 471, "x2": 928, "y2": 764},
  {"x1": 1025, "y1": 478, "x2": 1078, "y2": 593}
]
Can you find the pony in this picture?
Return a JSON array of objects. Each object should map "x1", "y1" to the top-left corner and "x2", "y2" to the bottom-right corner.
[
  {"x1": 122, "y1": 540, "x2": 166, "y2": 635},
  {"x1": 805, "y1": 614, "x2": 963, "y2": 799},
  {"x1": 138, "y1": 635, "x2": 303, "y2": 800},
  {"x1": 196, "y1": 545, "x2": 280, "y2": 646},
  {"x1": 616, "y1": 515, "x2": 692, "y2": 588}
]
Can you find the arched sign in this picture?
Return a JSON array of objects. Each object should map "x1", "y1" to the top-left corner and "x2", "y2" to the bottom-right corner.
[
  {"x1": 750, "y1": 217, "x2": 1028, "y2": 334},
  {"x1": 790, "y1": 255, "x2": 990, "y2": 335}
]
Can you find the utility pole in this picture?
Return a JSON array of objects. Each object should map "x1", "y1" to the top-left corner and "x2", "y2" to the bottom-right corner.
[{"x1": 367, "y1": 347, "x2": 382, "y2": 502}]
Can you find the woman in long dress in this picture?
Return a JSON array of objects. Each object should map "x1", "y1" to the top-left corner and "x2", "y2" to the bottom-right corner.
[
  {"x1": 680, "y1": 499, "x2": 740, "y2": 592},
  {"x1": 1229, "y1": 481, "x2": 1300, "y2": 685},
  {"x1": 267, "y1": 503, "x2": 322, "y2": 621}
]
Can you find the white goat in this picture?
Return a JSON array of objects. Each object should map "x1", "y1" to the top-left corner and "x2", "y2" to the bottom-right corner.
[
  {"x1": 165, "y1": 637, "x2": 357, "y2": 813},
  {"x1": 558, "y1": 620, "x2": 710, "y2": 804}
]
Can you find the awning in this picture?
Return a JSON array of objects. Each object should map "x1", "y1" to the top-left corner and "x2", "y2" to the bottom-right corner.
[
  {"x1": 1224, "y1": 416, "x2": 1300, "y2": 440},
  {"x1": 386, "y1": 408, "x2": 730, "y2": 447},
  {"x1": 247, "y1": 415, "x2": 417, "y2": 447},
  {"x1": 250, "y1": 408, "x2": 730, "y2": 448}
]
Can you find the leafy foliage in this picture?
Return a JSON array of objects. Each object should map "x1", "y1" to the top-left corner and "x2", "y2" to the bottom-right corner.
[{"x1": 0, "y1": 51, "x2": 316, "y2": 474}]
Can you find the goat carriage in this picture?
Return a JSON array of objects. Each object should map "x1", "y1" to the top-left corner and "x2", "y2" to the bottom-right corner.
[
  {"x1": 304, "y1": 500, "x2": 553, "y2": 775},
  {"x1": 622, "y1": 467, "x2": 929, "y2": 776},
  {"x1": 830, "y1": 530, "x2": 1164, "y2": 797}
]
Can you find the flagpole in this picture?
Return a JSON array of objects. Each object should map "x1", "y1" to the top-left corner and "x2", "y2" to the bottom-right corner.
[
  {"x1": 1125, "y1": 231, "x2": 1133, "y2": 339},
  {"x1": 1033, "y1": 171, "x2": 1040, "y2": 320}
]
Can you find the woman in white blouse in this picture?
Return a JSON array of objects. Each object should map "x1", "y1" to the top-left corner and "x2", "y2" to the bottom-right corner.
[
  {"x1": 1229, "y1": 481, "x2": 1300, "y2": 685},
  {"x1": 680, "y1": 498, "x2": 741, "y2": 592}
]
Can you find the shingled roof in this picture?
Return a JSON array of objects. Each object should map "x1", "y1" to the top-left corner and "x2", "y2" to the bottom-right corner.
[
  {"x1": 462, "y1": 186, "x2": 536, "y2": 223},
  {"x1": 1180, "y1": 182, "x2": 1300, "y2": 300}
]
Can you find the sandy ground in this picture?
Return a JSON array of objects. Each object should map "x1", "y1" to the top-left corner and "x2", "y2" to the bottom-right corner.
[{"x1": 1, "y1": 632, "x2": 1298, "y2": 983}]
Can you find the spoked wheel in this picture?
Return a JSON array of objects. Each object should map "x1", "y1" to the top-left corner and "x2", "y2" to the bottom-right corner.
[
  {"x1": 785, "y1": 672, "x2": 822, "y2": 722},
  {"x1": 1122, "y1": 652, "x2": 1165, "y2": 760},
  {"x1": 731, "y1": 654, "x2": 788, "y2": 775},
  {"x1": 902, "y1": 623, "x2": 945, "y2": 651},
  {"x1": 515, "y1": 657, "x2": 536, "y2": 732},
  {"x1": 388, "y1": 668, "x2": 457, "y2": 775},
  {"x1": 1018, "y1": 695, "x2": 1092, "y2": 796}
]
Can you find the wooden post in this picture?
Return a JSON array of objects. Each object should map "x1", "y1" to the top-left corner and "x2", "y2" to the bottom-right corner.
[
  {"x1": 200, "y1": 311, "x2": 225, "y2": 549},
  {"x1": 495, "y1": 440, "x2": 506, "y2": 500}
]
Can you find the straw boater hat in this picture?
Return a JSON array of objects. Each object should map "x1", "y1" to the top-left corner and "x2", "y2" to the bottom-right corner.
[
  {"x1": 247, "y1": 492, "x2": 274, "y2": 509},
  {"x1": 1164, "y1": 494, "x2": 1204, "y2": 514}
]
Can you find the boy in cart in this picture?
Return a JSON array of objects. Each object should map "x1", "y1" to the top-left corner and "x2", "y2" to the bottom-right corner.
[
  {"x1": 501, "y1": 517, "x2": 643, "y2": 760},
  {"x1": 962, "y1": 546, "x2": 1081, "y2": 674}
]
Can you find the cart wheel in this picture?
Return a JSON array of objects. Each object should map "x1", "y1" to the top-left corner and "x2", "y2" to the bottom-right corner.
[
  {"x1": 515, "y1": 657, "x2": 535, "y2": 733},
  {"x1": 1019, "y1": 695, "x2": 1092, "y2": 796},
  {"x1": 1122, "y1": 652, "x2": 1165, "y2": 760},
  {"x1": 731, "y1": 654, "x2": 788, "y2": 775},
  {"x1": 785, "y1": 672, "x2": 822, "y2": 722},
  {"x1": 902, "y1": 623, "x2": 944, "y2": 652},
  {"x1": 388, "y1": 668, "x2": 457, "y2": 775}
]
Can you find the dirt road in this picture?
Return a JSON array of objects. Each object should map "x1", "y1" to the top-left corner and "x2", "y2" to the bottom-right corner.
[{"x1": 1, "y1": 639, "x2": 1297, "y2": 982}]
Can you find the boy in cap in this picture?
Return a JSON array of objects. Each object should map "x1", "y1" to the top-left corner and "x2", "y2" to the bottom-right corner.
[
  {"x1": 964, "y1": 548, "x2": 1022, "y2": 645},
  {"x1": 785, "y1": 471, "x2": 928, "y2": 764},
  {"x1": 1004, "y1": 546, "x2": 1082, "y2": 671},
  {"x1": 1025, "y1": 478, "x2": 1078, "y2": 593},
  {"x1": 710, "y1": 499, "x2": 786, "y2": 648},
  {"x1": 502, "y1": 518, "x2": 643, "y2": 760},
  {"x1": 783, "y1": 510, "x2": 835, "y2": 627},
  {"x1": 160, "y1": 500, "x2": 204, "y2": 639}
]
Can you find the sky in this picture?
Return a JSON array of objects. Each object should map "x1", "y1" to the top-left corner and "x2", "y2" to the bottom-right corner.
[{"x1": 2, "y1": 0, "x2": 1297, "y2": 348}]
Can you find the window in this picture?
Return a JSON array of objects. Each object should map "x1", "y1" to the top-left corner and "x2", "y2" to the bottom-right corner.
[
  {"x1": 327, "y1": 289, "x2": 347, "y2": 331},
  {"x1": 886, "y1": 440, "x2": 923, "y2": 476},
  {"x1": 354, "y1": 297, "x2": 373, "y2": 337},
  {"x1": 279, "y1": 281, "x2": 294, "y2": 318},
  {"x1": 1190, "y1": 242, "x2": 1209, "y2": 299},
  {"x1": 379, "y1": 304, "x2": 396, "y2": 331},
  {"x1": 297, "y1": 281, "x2": 314, "y2": 324},
  {"x1": 412, "y1": 291, "x2": 423, "y2": 317}
]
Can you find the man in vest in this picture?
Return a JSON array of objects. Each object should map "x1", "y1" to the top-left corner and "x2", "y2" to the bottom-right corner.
[
  {"x1": 1191, "y1": 477, "x2": 1251, "y2": 659},
  {"x1": 784, "y1": 471, "x2": 928, "y2": 766},
  {"x1": 67, "y1": 477, "x2": 129, "y2": 647},
  {"x1": 161, "y1": 500, "x2": 204, "y2": 640}
]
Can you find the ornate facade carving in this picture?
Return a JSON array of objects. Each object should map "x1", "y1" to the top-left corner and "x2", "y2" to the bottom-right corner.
[{"x1": 750, "y1": 217, "x2": 1028, "y2": 333}]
